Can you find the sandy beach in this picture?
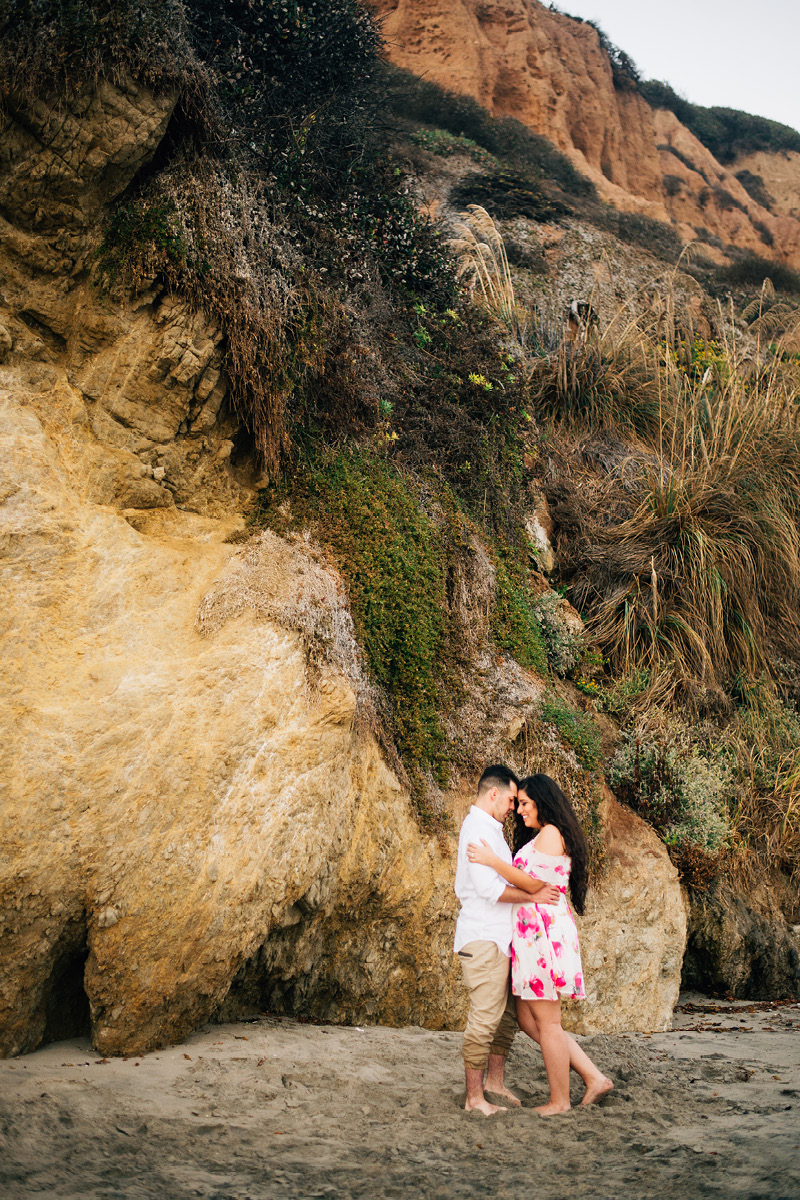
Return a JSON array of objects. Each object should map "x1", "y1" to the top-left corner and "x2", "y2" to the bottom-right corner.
[{"x1": 1, "y1": 995, "x2": 798, "y2": 1200}]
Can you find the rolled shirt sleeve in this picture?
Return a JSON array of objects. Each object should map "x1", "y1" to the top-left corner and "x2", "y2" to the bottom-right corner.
[{"x1": 468, "y1": 859, "x2": 507, "y2": 903}]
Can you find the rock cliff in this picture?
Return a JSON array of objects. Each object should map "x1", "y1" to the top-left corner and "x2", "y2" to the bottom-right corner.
[
  {"x1": 0, "y1": 73, "x2": 687, "y2": 1054},
  {"x1": 371, "y1": 0, "x2": 800, "y2": 267}
]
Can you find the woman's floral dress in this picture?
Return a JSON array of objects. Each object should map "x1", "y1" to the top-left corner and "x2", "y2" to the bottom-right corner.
[{"x1": 511, "y1": 836, "x2": 585, "y2": 1001}]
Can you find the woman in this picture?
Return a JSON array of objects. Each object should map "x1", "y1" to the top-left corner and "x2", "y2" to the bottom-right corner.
[{"x1": 468, "y1": 773, "x2": 612, "y2": 1115}]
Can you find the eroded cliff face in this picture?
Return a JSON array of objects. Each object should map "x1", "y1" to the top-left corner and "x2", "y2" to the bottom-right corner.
[
  {"x1": 372, "y1": 0, "x2": 800, "y2": 266},
  {"x1": 733, "y1": 149, "x2": 800, "y2": 222},
  {"x1": 0, "y1": 76, "x2": 686, "y2": 1056}
]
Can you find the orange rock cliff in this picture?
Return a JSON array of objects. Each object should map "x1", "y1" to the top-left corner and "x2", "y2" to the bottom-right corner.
[{"x1": 370, "y1": 0, "x2": 800, "y2": 267}]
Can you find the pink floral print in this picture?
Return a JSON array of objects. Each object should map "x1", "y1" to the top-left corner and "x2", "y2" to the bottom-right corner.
[
  {"x1": 516, "y1": 908, "x2": 541, "y2": 939},
  {"x1": 511, "y1": 838, "x2": 586, "y2": 1002}
]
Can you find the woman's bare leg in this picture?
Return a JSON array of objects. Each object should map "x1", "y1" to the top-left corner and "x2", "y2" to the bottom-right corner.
[
  {"x1": 529, "y1": 998, "x2": 571, "y2": 1115},
  {"x1": 517, "y1": 999, "x2": 613, "y2": 1109}
]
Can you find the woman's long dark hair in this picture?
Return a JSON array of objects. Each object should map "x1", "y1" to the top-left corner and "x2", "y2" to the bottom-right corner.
[{"x1": 513, "y1": 774, "x2": 589, "y2": 915}]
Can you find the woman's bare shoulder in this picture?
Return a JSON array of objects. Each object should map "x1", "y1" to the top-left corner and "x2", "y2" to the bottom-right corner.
[{"x1": 536, "y1": 824, "x2": 566, "y2": 855}]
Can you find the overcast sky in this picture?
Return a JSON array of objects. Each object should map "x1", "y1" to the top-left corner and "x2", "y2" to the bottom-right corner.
[{"x1": 556, "y1": 0, "x2": 800, "y2": 134}]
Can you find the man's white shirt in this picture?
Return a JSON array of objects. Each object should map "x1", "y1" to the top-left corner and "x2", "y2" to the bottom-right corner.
[{"x1": 453, "y1": 805, "x2": 513, "y2": 956}]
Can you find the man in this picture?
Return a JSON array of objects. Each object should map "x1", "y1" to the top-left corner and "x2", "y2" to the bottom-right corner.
[{"x1": 454, "y1": 764, "x2": 559, "y2": 1115}]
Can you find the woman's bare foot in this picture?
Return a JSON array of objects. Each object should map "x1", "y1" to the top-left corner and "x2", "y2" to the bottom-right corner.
[
  {"x1": 465, "y1": 1097, "x2": 508, "y2": 1116},
  {"x1": 580, "y1": 1075, "x2": 614, "y2": 1106},
  {"x1": 484, "y1": 1085, "x2": 522, "y2": 1108},
  {"x1": 534, "y1": 1101, "x2": 571, "y2": 1117}
]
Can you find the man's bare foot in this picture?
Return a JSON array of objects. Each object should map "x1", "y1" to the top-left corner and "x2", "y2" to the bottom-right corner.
[
  {"x1": 580, "y1": 1075, "x2": 614, "y2": 1106},
  {"x1": 534, "y1": 1101, "x2": 571, "y2": 1117},
  {"x1": 465, "y1": 1097, "x2": 508, "y2": 1116},
  {"x1": 484, "y1": 1084, "x2": 522, "y2": 1108}
]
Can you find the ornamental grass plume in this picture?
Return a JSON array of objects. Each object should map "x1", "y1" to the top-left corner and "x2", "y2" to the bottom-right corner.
[{"x1": 447, "y1": 204, "x2": 522, "y2": 339}]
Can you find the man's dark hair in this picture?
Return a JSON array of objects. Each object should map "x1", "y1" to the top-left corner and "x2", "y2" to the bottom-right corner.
[{"x1": 477, "y1": 764, "x2": 518, "y2": 795}]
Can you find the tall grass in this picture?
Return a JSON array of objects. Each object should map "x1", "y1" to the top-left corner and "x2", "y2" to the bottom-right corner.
[
  {"x1": 722, "y1": 682, "x2": 800, "y2": 889},
  {"x1": 448, "y1": 205, "x2": 522, "y2": 339},
  {"x1": 447, "y1": 216, "x2": 800, "y2": 710},
  {"x1": 570, "y1": 297, "x2": 800, "y2": 703},
  {"x1": 526, "y1": 300, "x2": 672, "y2": 440}
]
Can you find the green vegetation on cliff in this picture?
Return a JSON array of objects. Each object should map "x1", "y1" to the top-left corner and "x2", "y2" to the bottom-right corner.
[
  {"x1": 255, "y1": 451, "x2": 451, "y2": 800},
  {"x1": 641, "y1": 80, "x2": 800, "y2": 164}
]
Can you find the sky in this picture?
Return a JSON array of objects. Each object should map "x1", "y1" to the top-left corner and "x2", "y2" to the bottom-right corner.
[{"x1": 554, "y1": 0, "x2": 800, "y2": 134}]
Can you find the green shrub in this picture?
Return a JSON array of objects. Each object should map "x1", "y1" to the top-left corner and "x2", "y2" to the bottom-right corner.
[
  {"x1": 731, "y1": 677, "x2": 800, "y2": 792},
  {"x1": 716, "y1": 254, "x2": 800, "y2": 294},
  {"x1": 712, "y1": 185, "x2": 747, "y2": 214},
  {"x1": 548, "y1": 9, "x2": 640, "y2": 90},
  {"x1": 191, "y1": 0, "x2": 379, "y2": 138},
  {"x1": 339, "y1": 162, "x2": 457, "y2": 301},
  {"x1": 751, "y1": 219, "x2": 774, "y2": 248},
  {"x1": 735, "y1": 170, "x2": 774, "y2": 213},
  {"x1": 693, "y1": 227, "x2": 724, "y2": 250},
  {"x1": 596, "y1": 669, "x2": 651, "y2": 719},
  {"x1": 609, "y1": 728, "x2": 732, "y2": 854},
  {"x1": 0, "y1": 0, "x2": 194, "y2": 101},
  {"x1": 384, "y1": 65, "x2": 594, "y2": 203},
  {"x1": 533, "y1": 591, "x2": 585, "y2": 675},
  {"x1": 396, "y1": 307, "x2": 535, "y2": 542},
  {"x1": 591, "y1": 207, "x2": 684, "y2": 262},
  {"x1": 576, "y1": 17, "x2": 641, "y2": 90},
  {"x1": 451, "y1": 167, "x2": 563, "y2": 222},
  {"x1": 658, "y1": 142, "x2": 709, "y2": 183},
  {"x1": 541, "y1": 698, "x2": 602, "y2": 773},
  {"x1": 409, "y1": 128, "x2": 494, "y2": 166},
  {"x1": 503, "y1": 235, "x2": 547, "y2": 273},
  {"x1": 96, "y1": 199, "x2": 186, "y2": 290}
]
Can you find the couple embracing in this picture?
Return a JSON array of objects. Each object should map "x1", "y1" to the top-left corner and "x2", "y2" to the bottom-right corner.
[{"x1": 454, "y1": 764, "x2": 613, "y2": 1116}]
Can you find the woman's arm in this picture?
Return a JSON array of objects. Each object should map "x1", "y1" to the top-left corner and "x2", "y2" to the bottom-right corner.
[{"x1": 467, "y1": 840, "x2": 558, "y2": 898}]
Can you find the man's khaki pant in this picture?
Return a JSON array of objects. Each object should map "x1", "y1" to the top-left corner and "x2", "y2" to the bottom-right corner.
[{"x1": 457, "y1": 939, "x2": 516, "y2": 1070}]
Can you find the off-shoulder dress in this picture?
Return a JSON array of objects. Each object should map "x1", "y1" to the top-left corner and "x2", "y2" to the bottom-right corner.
[{"x1": 510, "y1": 835, "x2": 585, "y2": 1001}]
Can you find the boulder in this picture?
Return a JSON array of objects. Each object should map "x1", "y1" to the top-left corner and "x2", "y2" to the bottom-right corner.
[
  {"x1": 683, "y1": 882, "x2": 800, "y2": 999},
  {"x1": 565, "y1": 794, "x2": 688, "y2": 1034},
  {"x1": 0, "y1": 373, "x2": 689, "y2": 1054}
]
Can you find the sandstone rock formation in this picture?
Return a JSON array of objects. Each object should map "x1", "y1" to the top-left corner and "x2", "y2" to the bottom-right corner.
[
  {"x1": 0, "y1": 369, "x2": 464, "y2": 1056},
  {"x1": 733, "y1": 149, "x2": 800, "y2": 223},
  {"x1": 683, "y1": 882, "x2": 800, "y2": 1000},
  {"x1": 0, "y1": 72, "x2": 688, "y2": 1057},
  {"x1": 372, "y1": 0, "x2": 800, "y2": 267},
  {"x1": 567, "y1": 796, "x2": 688, "y2": 1033}
]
